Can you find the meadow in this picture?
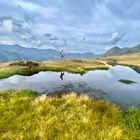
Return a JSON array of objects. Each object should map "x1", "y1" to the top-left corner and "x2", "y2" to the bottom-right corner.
[
  {"x1": 100, "y1": 52, "x2": 140, "y2": 69},
  {"x1": 0, "y1": 59, "x2": 109, "y2": 79}
]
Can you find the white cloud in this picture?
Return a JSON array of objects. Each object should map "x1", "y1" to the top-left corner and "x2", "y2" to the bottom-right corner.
[
  {"x1": 0, "y1": 19, "x2": 12, "y2": 33},
  {"x1": 0, "y1": 0, "x2": 139, "y2": 53},
  {"x1": 17, "y1": 1, "x2": 59, "y2": 19}
]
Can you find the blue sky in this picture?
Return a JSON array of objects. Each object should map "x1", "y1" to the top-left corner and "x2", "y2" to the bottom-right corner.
[{"x1": 0, "y1": 0, "x2": 140, "y2": 53}]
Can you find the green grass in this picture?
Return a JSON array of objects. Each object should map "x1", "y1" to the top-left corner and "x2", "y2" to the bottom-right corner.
[{"x1": 0, "y1": 90, "x2": 140, "y2": 140}]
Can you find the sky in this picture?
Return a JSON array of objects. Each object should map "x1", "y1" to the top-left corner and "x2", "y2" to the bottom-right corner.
[{"x1": 0, "y1": 0, "x2": 140, "y2": 53}]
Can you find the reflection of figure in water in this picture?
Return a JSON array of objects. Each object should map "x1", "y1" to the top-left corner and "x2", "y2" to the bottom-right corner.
[
  {"x1": 60, "y1": 49, "x2": 64, "y2": 60},
  {"x1": 60, "y1": 72, "x2": 65, "y2": 80},
  {"x1": 60, "y1": 49, "x2": 65, "y2": 80}
]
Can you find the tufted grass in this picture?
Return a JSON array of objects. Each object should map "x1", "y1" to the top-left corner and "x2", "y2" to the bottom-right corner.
[{"x1": 0, "y1": 90, "x2": 140, "y2": 140}]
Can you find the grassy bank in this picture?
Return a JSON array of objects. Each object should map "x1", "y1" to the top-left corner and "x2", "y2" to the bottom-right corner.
[
  {"x1": 0, "y1": 52, "x2": 140, "y2": 79},
  {"x1": 0, "y1": 90, "x2": 140, "y2": 140},
  {"x1": 100, "y1": 52, "x2": 140, "y2": 70},
  {"x1": 0, "y1": 59, "x2": 109, "y2": 79}
]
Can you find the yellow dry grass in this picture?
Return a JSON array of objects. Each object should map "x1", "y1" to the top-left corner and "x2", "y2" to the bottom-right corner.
[
  {"x1": 101, "y1": 52, "x2": 140, "y2": 68},
  {"x1": 0, "y1": 90, "x2": 140, "y2": 140}
]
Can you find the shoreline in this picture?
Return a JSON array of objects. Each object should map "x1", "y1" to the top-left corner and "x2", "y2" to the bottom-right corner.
[{"x1": 0, "y1": 59, "x2": 109, "y2": 79}]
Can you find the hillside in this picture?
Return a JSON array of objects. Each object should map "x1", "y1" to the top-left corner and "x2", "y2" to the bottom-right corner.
[
  {"x1": 103, "y1": 44, "x2": 140, "y2": 56},
  {"x1": 126, "y1": 44, "x2": 140, "y2": 53},
  {"x1": 104, "y1": 46, "x2": 123, "y2": 56},
  {"x1": 0, "y1": 44, "x2": 95, "y2": 61},
  {"x1": 0, "y1": 44, "x2": 59, "y2": 61}
]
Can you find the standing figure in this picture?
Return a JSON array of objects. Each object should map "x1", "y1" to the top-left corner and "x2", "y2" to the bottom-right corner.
[{"x1": 60, "y1": 49, "x2": 64, "y2": 60}]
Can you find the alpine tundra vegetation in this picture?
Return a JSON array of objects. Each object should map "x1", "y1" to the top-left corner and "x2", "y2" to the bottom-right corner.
[{"x1": 0, "y1": 90, "x2": 140, "y2": 140}]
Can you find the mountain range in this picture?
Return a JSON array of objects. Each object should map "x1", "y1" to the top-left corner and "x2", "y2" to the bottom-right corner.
[
  {"x1": 103, "y1": 44, "x2": 140, "y2": 56},
  {"x1": 0, "y1": 44, "x2": 95, "y2": 61},
  {"x1": 0, "y1": 43, "x2": 140, "y2": 61}
]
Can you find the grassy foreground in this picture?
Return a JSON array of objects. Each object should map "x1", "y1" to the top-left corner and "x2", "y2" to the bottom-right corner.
[
  {"x1": 0, "y1": 90, "x2": 140, "y2": 140},
  {"x1": 0, "y1": 59, "x2": 108, "y2": 79}
]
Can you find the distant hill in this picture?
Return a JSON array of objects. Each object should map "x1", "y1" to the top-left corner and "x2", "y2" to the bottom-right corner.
[
  {"x1": 0, "y1": 44, "x2": 59, "y2": 61},
  {"x1": 103, "y1": 44, "x2": 140, "y2": 56},
  {"x1": 0, "y1": 44, "x2": 95, "y2": 61},
  {"x1": 104, "y1": 46, "x2": 123, "y2": 56},
  {"x1": 125, "y1": 44, "x2": 140, "y2": 53}
]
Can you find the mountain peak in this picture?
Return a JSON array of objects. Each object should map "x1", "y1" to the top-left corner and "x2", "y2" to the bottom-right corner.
[
  {"x1": 104, "y1": 46, "x2": 122, "y2": 56},
  {"x1": 103, "y1": 44, "x2": 140, "y2": 56},
  {"x1": 113, "y1": 46, "x2": 120, "y2": 49}
]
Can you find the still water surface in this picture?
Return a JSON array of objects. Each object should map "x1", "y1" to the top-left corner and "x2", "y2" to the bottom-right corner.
[{"x1": 0, "y1": 65, "x2": 140, "y2": 107}]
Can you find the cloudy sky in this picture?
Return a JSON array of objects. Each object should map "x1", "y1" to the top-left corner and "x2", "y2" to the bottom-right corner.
[{"x1": 0, "y1": 0, "x2": 140, "y2": 53}]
